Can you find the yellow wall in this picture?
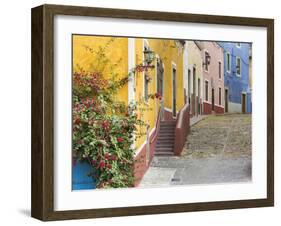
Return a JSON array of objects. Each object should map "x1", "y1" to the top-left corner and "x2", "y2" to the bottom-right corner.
[
  {"x1": 187, "y1": 41, "x2": 203, "y2": 96},
  {"x1": 72, "y1": 35, "x2": 129, "y2": 104},
  {"x1": 73, "y1": 35, "x2": 185, "y2": 151},
  {"x1": 134, "y1": 39, "x2": 185, "y2": 148}
]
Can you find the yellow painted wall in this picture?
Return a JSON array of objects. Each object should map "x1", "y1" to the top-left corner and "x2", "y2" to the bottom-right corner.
[
  {"x1": 73, "y1": 35, "x2": 185, "y2": 151},
  {"x1": 134, "y1": 39, "x2": 185, "y2": 149},
  {"x1": 187, "y1": 41, "x2": 203, "y2": 96},
  {"x1": 72, "y1": 35, "x2": 128, "y2": 104},
  {"x1": 147, "y1": 39, "x2": 184, "y2": 112}
]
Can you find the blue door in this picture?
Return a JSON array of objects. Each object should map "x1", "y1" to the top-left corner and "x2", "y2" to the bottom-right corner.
[{"x1": 72, "y1": 160, "x2": 96, "y2": 190}]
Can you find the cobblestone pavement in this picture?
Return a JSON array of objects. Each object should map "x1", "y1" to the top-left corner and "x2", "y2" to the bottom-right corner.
[{"x1": 139, "y1": 114, "x2": 252, "y2": 187}]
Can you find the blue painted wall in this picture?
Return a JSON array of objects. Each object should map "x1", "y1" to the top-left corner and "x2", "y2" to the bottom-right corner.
[
  {"x1": 72, "y1": 160, "x2": 96, "y2": 190},
  {"x1": 218, "y1": 42, "x2": 252, "y2": 113}
]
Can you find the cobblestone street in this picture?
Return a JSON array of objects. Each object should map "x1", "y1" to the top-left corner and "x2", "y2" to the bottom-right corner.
[{"x1": 140, "y1": 114, "x2": 252, "y2": 187}]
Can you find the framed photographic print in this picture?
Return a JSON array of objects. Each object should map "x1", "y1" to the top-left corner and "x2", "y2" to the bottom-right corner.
[{"x1": 31, "y1": 4, "x2": 274, "y2": 221}]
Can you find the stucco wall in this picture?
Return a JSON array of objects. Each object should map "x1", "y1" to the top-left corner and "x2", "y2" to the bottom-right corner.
[
  {"x1": 73, "y1": 35, "x2": 185, "y2": 153},
  {"x1": 219, "y1": 42, "x2": 251, "y2": 113},
  {"x1": 200, "y1": 42, "x2": 225, "y2": 113},
  {"x1": 186, "y1": 41, "x2": 203, "y2": 115}
]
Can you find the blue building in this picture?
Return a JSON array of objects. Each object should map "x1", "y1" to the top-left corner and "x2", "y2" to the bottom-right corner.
[{"x1": 219, "y1": 42, "x2": 252, "y2": 113}]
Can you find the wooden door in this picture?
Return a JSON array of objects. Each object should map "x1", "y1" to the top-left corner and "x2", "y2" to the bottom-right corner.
[
  {"x1": 157, "y1": 59, "x2": 164, "y2": 120},
  {"x1": 157, "y1": 59, "x2": 163, "y2": 96},
  {"x1": 192, "y1": 67, "x2": 196, "y2": 115},
  {"x1": 198, "y1": 78, "x2": 201, "y2": 115},
  {"x1": 172, "y1": 68, "x2": 177, "y2": 117},
  {"x1": 212, "y1": 88, "x2": 215, "y2": 111},
  {"x1": 188, "y1": 69, "x2": 191, "y2": 107},
  {"x1": 225, "y1": 89, "x2": 228, "y2": 113},
  {"x1": 242, "y1": 93, "x2": 246, "y2": 113}
]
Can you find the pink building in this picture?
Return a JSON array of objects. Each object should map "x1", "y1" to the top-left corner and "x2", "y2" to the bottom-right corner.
[{"x1": 199, "y1": 42, "x2": 225, "y2": 114}]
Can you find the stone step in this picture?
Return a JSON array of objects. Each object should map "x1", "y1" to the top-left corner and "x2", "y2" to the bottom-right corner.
[
  {"x1": 160, "y1": 122, "x2": 176, "y2": 125},
  {"x1": 158, "y1": 132, "x2": 175, "y2": 137},
  {"x1": 155, "y1": 147, "x2": 174, "y2": 152},
  {"x1": 157, "y1": 135, "x2": 175, "y2": 140},
  {"x1": 156, "y1": 139, "x2": 174, "y2": 143},
  {"x1": 155, "y1": 145, "x2": 174, "y2": 151},
  {"x1": 159, "y1": 131, "x2": 174, "y2": 133},
  {"x1": 156, "y1": 142, "x2": 174, "y2": 148},
  {"x1": 159, "y1": 129, "x2": 175, "y2": 132},
  {"x1": 160, "y1": 123, "x2": 176, "y2": 126},
  {"x1": 154, "y1": 151, "x2": 174, "y2": 156}
]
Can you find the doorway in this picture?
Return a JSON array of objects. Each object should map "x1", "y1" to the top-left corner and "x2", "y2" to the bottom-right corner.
[
  {"x1": 211, "y1": 88, "x2": 215, "y2": 111},
  {"x1": 157, "y1": 59, "x2": 164, "y2": 120},
  {"x1": 242, "y1": 93, "x2": 246, "y2": 113},
  {"x1": 225, "y1": 89, "x2": 228, "y2": 113},
  {"x1": 188, "y1": 69, "x2": 191, "y2": 113},
  {"x1": 192, "y1": 67, "x2": 196, "y2": 115},
  {"x1": 172, "y1": 67, "x2": 177, "y2": 117},
  {"x1": 198, "y1": 78, "x2": 201, "y2": 115}
]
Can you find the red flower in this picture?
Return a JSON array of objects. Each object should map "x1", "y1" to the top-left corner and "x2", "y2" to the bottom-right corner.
[
  {"x1": 99, "y1": 161, "x2": 105, "y2": 169},
  {"x1": 105, "y1": 153, "x2": 110, "y2": 160},
  {"x1": 117, "y1": 137, "x2": 124, "y2": 143},
  {"x1": 106, "y1": 164, "x2": 112, "y2": 169},
  {"x1": 74, "y1": 117, "x2": 81, "y2": 125},
  {"x1": 91, "y1": 160, "x2": 97, "y2": 166},
  {"x1": 101, "y1": 121, "x2": 110, "y2": 130},
  {"x1": 110, "y1": 155, "x2": 117, "y2": 161}
]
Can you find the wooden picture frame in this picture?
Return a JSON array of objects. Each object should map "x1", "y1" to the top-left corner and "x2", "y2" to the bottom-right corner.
[{"x1": 31, "y1": 4, "x2": 274, "y2": 221}]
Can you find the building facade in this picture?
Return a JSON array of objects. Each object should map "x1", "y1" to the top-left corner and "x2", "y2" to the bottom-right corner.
[
  {"x1": 186, "y1": 41, "x2": 203, "y2": 117},
  {"x1": 199, "y1": 41, "x2": 225, "y2": 114},
  {"x1": 219, "y1": 42, "x2": 251, "y2": 113},
  {"x1": 72, "y1": 36, "x2": 190, "y2": 186}
]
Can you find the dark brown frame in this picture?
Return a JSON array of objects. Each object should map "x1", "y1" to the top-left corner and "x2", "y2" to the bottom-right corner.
[{"x1": 31, "y1": 4, "x2": 274, "y2": 221}]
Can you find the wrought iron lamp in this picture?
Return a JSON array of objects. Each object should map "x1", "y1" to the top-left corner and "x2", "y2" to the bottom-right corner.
[{"x1": 143, "y1": 47, "x2": 155, "y2": 65}]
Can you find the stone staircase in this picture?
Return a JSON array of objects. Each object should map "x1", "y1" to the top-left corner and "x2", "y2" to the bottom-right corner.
[{"x1": 155, "y1": 120, "x2": 176, "y2": 156}]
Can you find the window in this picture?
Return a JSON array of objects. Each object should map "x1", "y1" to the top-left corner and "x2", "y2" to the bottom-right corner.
[
  {"x1": 144, "y1": 45, "x2": 149, "y2": 101},
  {"x1": 236, "y1": 42, "x2": 241, "y2": 48},
  {"x1": 219, "y1": 87, "x2": 221, "y2": 106},
  {"x1": 205, "y1": 81, "x2": 209, "y2": 101},
  {"x1": 198, "y1": 78, "x2": 200, "y2": 98},
  {"x1": 144, "y1": 73, "x2": 149, "y2": 101},
  {"x1": 204, "y1": 51, "x2": 210, "y2": 71},
  {"x1": 188, "y1": 69, "x2": 191, "y2": 105},
  {"x1": 226, "y1": 52, "x2": 231, "y2": 72},
  {"x1": 219, "y1": 61, "x2": 222, "y2": 79},
  {"x1": 236, "y1": 57, "x2": 241, "y2": 76}
]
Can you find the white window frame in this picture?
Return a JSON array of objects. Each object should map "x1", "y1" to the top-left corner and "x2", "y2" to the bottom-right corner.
[
  {"x1": 226, "y1": 52, "x2": 231, "y2": 73},
  {"x1": 218, "y1": 86, "x2": 222, "y2": 106},
  {"x1": 203, "y1": 50, "x2": 210, "y2": 72},
  {"x1": 218, "y1": 60, "x2": 222, "y2": 80},
  {"x1": 236, "y1": 56, "x2": 242, "y2": 77},
  {"x1": 204, "y1": 79, "x2": 209, "y2": 102}
]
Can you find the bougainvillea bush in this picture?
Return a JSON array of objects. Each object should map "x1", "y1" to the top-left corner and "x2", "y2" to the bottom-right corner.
[
  {"x1": 72, "y1": 39, "x2": 150, "y2": 188},
  {"x1": 73, "y1": 38, "x2": 160, "y2": 188},
  {"x1": 72, "y1": 68, "x2": 144, "y2": 188}
]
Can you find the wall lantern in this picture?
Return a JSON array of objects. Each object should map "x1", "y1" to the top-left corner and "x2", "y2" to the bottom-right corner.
[{"x1": 143, "y1": 47, "x2": 155, "y2": 65}]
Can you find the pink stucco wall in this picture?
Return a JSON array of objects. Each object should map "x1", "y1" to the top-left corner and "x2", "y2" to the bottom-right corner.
[{"x1": 200, "y1": 42, "x2": 224, "y2": 114}]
